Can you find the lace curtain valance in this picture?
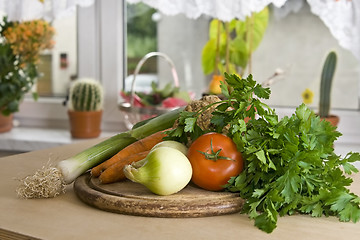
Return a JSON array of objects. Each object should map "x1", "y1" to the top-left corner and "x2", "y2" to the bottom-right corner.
[
  {"x1": 1, "y1": 0, "x2": 359, "y2": 61},
  {"x1": 127, "y1": 0, "x2": 360, "y2": 61},
  {"x1": 0, "y1": 0, "x2": 94, "y2": 22}
]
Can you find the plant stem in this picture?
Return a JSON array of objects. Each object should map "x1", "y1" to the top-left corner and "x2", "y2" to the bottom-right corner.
[
  {"x1": 246, "y1": 14, "x2": 254, "y2": 74},
  {"x1": 225, "y1": 22, "x2": 230, "y2": 73},
  {"x1": 215, "y1": 19, "x2": 221, "y2": 75}
]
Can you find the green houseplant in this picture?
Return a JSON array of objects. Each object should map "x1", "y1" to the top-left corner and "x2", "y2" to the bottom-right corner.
[
  {"x1": 318, "y1": 51, "x2": 339, "y2": 126},
  {"x1": 67, "y1": 78, "x2": 104, "y2": 138},
  {"x1": 0, "y1": 16, "x2": 55, "y2": 132},
  {"x1": 201, "y1": 8, "x2": 269, "y2": 94}
]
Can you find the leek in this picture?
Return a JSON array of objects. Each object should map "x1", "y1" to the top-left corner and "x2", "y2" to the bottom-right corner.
[{"x1": 16, "y1": 107, "x2": 183, "y2": 198}]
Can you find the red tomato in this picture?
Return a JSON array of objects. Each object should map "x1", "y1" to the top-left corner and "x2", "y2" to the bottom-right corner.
[{"x1": 187, "y1": 132, "x2": 243, "y2": 191}]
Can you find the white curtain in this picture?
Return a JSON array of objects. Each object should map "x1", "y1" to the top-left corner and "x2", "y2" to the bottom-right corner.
[
  {"x1": 127, "y1": 0, "x2": 288, "y2": 21},
  {"x1": 0, "y1": 0, "x2": 359, "y2": 61},
  {"x1": 127, "y1": 0, "x2": 360, "y2": 61},
  {"x1": 0, "y1": 0, "x2": 94, "y2": 21},
  {"x1": 307, "y1": 0, "x2": 360, "y2": 61}
]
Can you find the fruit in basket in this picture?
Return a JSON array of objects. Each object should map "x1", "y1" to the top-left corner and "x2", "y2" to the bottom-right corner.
[
  {"x1": 161, "y1": 97, "x2": 188, "y2": 108},
  {"x1": 121, "y1": 81, "x2": 192, "y2": 108},
  {"x1": 120, "y1": 91, "x2": 145, "y2": 107}
]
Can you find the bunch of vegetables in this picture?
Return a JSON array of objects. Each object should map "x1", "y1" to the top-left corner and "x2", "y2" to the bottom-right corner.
[
  {"x1": 120, "y1": 81, "x2": 192, "y2": 109},
  {"x1": 165, "y1": 73, "x2": 360, "y2": 233},
  {"x1": 17, "y1": 73, "x2": 360, "y2": 234}
]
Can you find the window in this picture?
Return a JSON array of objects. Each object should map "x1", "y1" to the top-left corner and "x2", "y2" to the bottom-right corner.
[
  {"x1": 13, "y1": 0, "x2": 360, "y2": 133},
  {"x1": 124, "y1": 1, "x2": 360, "y2": 111},
  {"x1": 15, "y1": 0, "x2": 126, "y2": 132}
]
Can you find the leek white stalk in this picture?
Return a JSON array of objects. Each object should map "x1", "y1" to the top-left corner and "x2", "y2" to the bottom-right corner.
[
  {"x1": 16, "y1": 107, "x2": 183, "y2": 198},
  {"x1": 124, "y1": 147, "x2": 192, "y2": 196}
]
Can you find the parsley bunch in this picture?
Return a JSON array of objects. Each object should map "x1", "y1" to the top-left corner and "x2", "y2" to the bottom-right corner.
[{"x1": 167, "y1": 73, "x2": 360, "y2": 233}]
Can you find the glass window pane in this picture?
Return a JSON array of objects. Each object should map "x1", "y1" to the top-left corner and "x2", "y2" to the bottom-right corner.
[{"x1": 125, "y1": 2, "x2": 359, "y2": 111}]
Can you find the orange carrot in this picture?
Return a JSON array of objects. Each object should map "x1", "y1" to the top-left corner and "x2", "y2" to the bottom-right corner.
[
  {"x1": 99, "y1": 151, "x2": 149, "y2": 184},
  {"x1": 91, "y1": 130, "x2": 167, "y2": 177}
]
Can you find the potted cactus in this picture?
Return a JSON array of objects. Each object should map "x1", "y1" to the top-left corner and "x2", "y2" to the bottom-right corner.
[
  {"x1": 67, "y1": 78, "x2": 104, "y2": 138},
  {"x1": 318, "y1": 51, "x2": 339, "y2": 126}
]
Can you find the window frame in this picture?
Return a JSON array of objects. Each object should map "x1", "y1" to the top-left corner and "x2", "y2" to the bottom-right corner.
[{"x1": 14, "y1": 0, "x2": 127, "y2": 132}]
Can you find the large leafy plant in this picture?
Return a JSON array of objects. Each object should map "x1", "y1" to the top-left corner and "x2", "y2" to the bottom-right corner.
[{"x1": 0, "y1": 16, "x2": 55, "y2": 116}]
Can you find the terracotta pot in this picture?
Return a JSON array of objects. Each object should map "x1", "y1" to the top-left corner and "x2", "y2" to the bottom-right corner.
[
  {"x1": 321, "y1": 115, "x2": 340, "y2": 127},
  {"x1": 68, "y1": 110, "x2": 102, "y2": 138},
  {"x1": 0, "y1": 114, "x2": 13, "y2": 133}
]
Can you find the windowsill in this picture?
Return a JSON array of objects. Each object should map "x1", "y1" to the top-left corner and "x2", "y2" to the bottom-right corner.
[
  {"x1": 0, "y1": 126, "x2": 118, "y2": 152},
  {"x1": 1, "y1": 107, "x2": 360, "y2": 168}
]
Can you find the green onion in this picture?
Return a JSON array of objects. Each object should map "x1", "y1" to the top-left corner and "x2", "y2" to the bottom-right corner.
[{"x1": 16, "y1": 107, "x2": 183, "y2": 198}]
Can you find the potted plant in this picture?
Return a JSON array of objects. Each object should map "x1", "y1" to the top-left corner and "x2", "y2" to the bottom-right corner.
[
  {"x1": 318, "y1": 51, "x2": 339, "y2": 126},
  {"x1": 67, "y1": 78, "x2": 104, "y2": 138},
  {"x1": 201, "y1": 7, "x2": 269, "y2": 94},
  {"x1": 0, "y1": 16, "x2": 55, "y2": 132}
]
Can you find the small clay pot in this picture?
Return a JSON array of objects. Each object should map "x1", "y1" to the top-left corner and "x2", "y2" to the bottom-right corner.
[
  {"x1": 68, "y1": 110, "x2": 102, "y2": 138},
  {"x1": 0, "y1": 114, "x2": 13, "y2": 133},
  {"x1": 321, "y1": 115, "x2": 340, "y2": 127}
]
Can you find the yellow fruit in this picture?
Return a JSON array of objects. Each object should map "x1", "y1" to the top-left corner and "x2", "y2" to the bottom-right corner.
[{"x1": 209, "y1": 75, "x2": 224, "y2": 95}]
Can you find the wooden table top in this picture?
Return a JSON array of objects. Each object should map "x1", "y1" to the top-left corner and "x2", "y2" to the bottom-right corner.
[{"x1": 0, "y1": 138, "x2": 359, "y2": 240}]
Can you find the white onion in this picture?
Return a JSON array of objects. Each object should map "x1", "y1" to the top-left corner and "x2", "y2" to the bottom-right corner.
[{"x1": 123, "y1": 146, "x2": 192, "y2": 196}]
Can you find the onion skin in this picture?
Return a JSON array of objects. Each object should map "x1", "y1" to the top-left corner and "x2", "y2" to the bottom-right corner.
[
  {"x1": 123, "y1": 147, "x2": 192, "y2": 196},
  {"x1": 151, "y1": 140, "x2": 188, "y2": 155}
]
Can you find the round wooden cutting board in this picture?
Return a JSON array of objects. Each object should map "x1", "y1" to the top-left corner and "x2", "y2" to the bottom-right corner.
[{"x1": 74, "y1": 172, "x2": 244, "y2": 218}]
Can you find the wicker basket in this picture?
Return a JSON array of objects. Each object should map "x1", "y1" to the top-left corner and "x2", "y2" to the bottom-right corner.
[{"x1": 119, "y1": 52, "x2": 181, "y2": 130}]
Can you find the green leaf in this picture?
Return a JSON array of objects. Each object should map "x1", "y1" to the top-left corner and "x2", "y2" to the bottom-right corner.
[
  {"x1": 255, "y1": 150, "x2": 266, "y2": 164},
  {"x1": 342, "y1": 162, "x2": 359, "y2": 175},
  {"x1": 184, "y1": 117, "x2": 197, "y2": 132},
  {"x1": 201, "y1": 39, "x2": 217, "y2": 74},
  {"x1": 338, "y1": 204, "x2": 360, "y2": 222},
  {"x1": 254, "y1": 84, "x2": 271, "y2": 99},
  {"x1": 229, "y1": 37, "x2": 249, "y2": 69},
  {"x1": 311, "y1": 203, "x2": 324, "y2": 217},
  {"x1": 209, "y1": 19, "x2": 224, "y2": 39},
  {"x1": 329, "y1": 192, "x2": 355, "y2": 212},
  {"x1": 220, "y1": 81, "x2": 230, "y2": 98},
  {"x1": 216, "y1": 102, "x2": 229, "y2": 112},
  {"x1": 252, "y1": 188, "x2": 265, "y2": 198},
  {"x1": 173, "y1": 126, "x2": 185, "y2": 137},
  {"x1": 254, "y1": 212, "x2": 277, "y2": 233},
  {"x1": 248, "y1": 7, "x2": 269, "y2": 52},
  {"x1": 210, "y1": 114, "x2": 225, "y2": 128}
]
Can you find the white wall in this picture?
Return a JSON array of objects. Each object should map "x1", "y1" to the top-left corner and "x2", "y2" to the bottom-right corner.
[{"x1": 252, "y1": 4, "x2": 359, "y2": 110}]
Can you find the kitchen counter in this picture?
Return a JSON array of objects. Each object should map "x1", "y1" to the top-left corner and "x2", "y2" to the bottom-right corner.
[{"x1": 0, "y1": 138, "x2": 360, "y2": 240}]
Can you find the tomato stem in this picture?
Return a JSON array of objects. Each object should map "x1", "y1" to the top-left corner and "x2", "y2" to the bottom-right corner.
[{"x1": 197, "y1": 139, "x2": 233, "y2": 162}]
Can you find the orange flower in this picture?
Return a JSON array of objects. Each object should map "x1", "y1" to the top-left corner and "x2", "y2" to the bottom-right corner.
[{"x1": 3, "y1": 19, "x2": 55, "y2": 65}]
